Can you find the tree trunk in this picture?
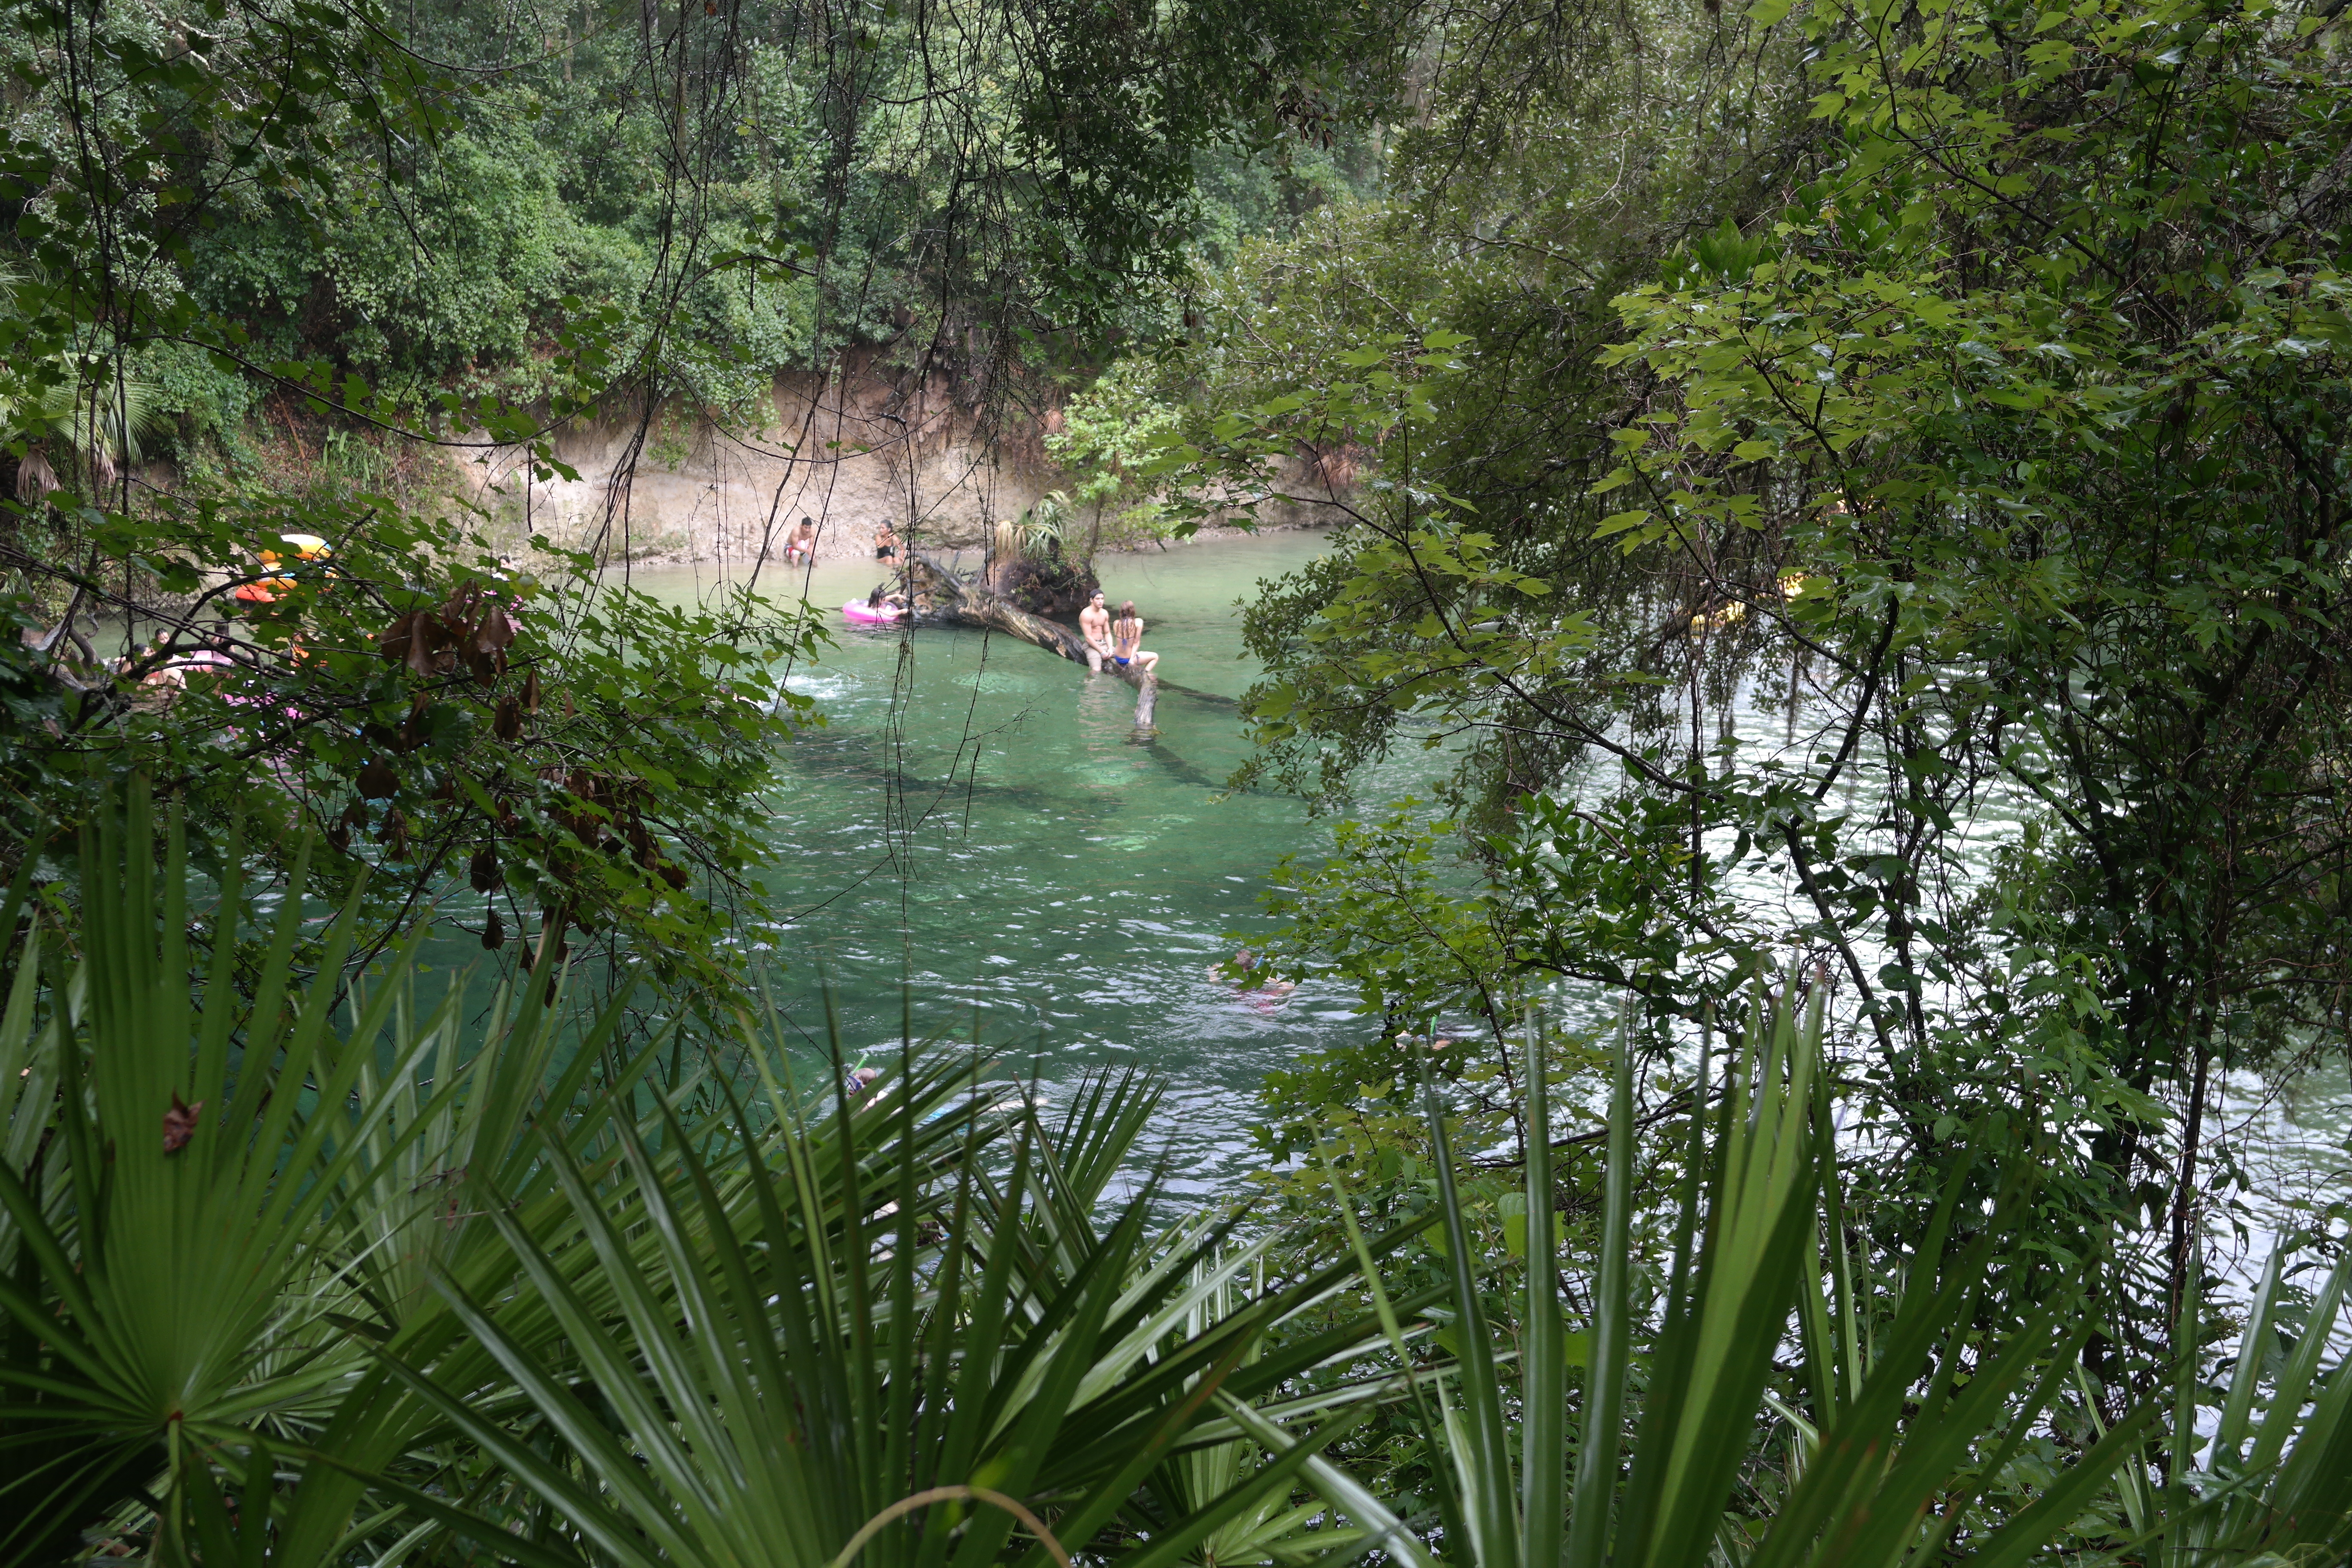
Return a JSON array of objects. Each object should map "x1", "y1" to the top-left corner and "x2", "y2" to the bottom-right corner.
[
  {"x1": 907, "y1": 549, "x2": 1160, "y2": 732},
  {"x1": 907, "y1": 550, "x2": 1090, "y2": 662}
]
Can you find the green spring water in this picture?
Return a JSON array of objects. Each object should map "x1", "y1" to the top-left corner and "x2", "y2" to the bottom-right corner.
[{"x1": 629, "y1": 531, "x2": 1411, "y2": 1194}]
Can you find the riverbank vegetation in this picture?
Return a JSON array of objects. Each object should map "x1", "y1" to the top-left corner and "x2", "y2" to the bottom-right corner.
[
  {"x1": 6, "y1": 0, "x2": 2352, "y2": 1558},
  {"x1": 1149, "y1": 0, "x2": 2352, "y2": 1496},
  {"x1": 6, "y1": 799, "x2": 2349, "y2": 1558}
]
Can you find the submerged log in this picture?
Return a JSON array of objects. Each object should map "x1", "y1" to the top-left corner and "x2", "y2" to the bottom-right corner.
[{"x1": 907, "y1": 548, "x2": 1160, "y2": 731}]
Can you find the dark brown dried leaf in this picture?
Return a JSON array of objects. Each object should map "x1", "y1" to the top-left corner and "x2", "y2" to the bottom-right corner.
[
  {"x1": 162, "y1": 1093, "x2": 203, "y2": 1155},
  {"x1": 384, "y1": 609, "x2": 462, "y2": 678},
  {"x1": 377, "y1": 612, "x2": 417, "y2": 665},
  {"x1": 471, "y1": 601, "x2": 516, "y2": 655}
]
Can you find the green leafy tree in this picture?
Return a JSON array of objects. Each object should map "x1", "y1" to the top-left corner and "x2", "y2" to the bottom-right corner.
[
  {"x1": 1050, "y1": 361, "x2": 1186, "y2": 551},
  {"x1": 1155, "y1": 0, "x2": 2352, "y2": 1403},
  {"x1": 0, "y1": 0, "x2": 1407, "y2": 981}
]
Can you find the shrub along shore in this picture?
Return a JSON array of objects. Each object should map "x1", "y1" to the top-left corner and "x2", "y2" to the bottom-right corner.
[{"x1": 0, "y1": 795, "x2": 2346, "y2": 1560}]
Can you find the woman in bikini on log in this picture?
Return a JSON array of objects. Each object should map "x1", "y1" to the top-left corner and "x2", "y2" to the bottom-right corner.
[{"x1": 1110, "y1": 601, "x2": 1158, "y2": 673}]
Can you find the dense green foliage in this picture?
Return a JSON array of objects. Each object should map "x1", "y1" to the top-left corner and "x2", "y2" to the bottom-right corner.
[
  {"x1": 0, "y1": 0, "x2": 1377, "y2": 977},
  {"x1": 6, "y1": 0, "x2": 2352, "y2": 1558},
  {"x1": 1127, "y1": 0, "x2": 2352, "y2": 1422},
  {"x1": 9, "y1": 816, "x2": 2349, "y2": 1563},
  {"x1": 0, "y1": 794, "x2": 1436, "y2": 1560},
  {"x1": 0, "y1": 0, "x2": 1379, "y2": 453}
]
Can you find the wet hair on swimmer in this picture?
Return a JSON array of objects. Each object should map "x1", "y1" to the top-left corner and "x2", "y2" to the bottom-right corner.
[{"x1": 1119, "y1": 601, "x2": 1137, "y2": 616}]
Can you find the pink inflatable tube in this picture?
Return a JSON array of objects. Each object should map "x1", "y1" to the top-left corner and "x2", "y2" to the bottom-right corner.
[{"x1": 841, "y1": 597, "x2": 904, "y2": 626}]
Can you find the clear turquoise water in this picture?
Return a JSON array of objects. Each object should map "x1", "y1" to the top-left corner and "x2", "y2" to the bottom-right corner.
[
  {"x1": 530, "y1": 535, "x2": 2352, "y2": 1238},
  {"x1": 629, "y1": 532, "x2": 1398, "y2": 1194}
]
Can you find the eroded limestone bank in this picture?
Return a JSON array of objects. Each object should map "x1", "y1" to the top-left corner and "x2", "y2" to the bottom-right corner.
[
  {"x1": 456, "y1": 354, "x2": 1052, "y2": 568},
  {"x1": 451, "y1": 354, "x2": 1348, "y2": 569}
]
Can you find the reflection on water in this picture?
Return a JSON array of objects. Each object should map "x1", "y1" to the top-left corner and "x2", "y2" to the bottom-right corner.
[{"x1": 2217, "y1": 1060, "x2": 2352, "y2": 1294}]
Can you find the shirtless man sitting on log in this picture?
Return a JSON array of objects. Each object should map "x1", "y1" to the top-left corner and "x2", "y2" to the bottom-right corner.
[{"x1": 1079, "y1": 590, "x2": 1114, "y2": 673}]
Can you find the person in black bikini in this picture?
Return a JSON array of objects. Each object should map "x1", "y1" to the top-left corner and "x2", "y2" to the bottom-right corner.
[{"x1": 874, "y1": 521, "x2": 901, "y2": 563}]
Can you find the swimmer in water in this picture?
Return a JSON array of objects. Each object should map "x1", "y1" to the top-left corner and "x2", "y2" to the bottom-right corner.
[
  {"x1": 1210, "y1": 948, "x2": 1294, "y2": 1001},
  {"x1": 785, "y1": 516, "x2": 819, "y2": 564},
  {"x1": 1206, "y1": 946, "x2": 1256, "y2": 982}
]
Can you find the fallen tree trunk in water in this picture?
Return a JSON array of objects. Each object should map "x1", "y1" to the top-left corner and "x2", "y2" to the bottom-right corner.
[
  {"x1": 907, "y1": 550, "x2": 1158, "y2": 730},
  {"x1": 906, "y1": 551, "x2": 1090, "y2": 662}
]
